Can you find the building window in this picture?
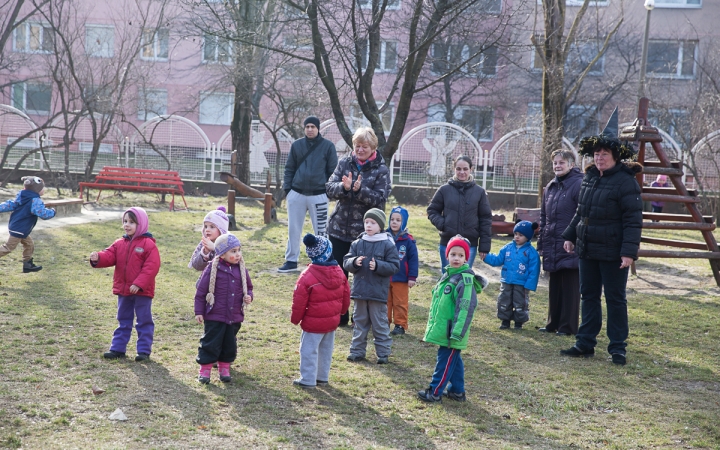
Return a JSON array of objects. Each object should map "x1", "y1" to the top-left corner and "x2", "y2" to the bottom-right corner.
[
  {"x1": 86, "y1": 25, "x2": 114, "y2": 58},
  {"x1": 12, "y1": 82, "x2": 51, "y2": 115},
  {"x1": 141, "y1": 28, "x2": 169, "y2": 60},
  {"x1": 283, "y1": 34, "x2": 313, "y2": 50},
  {"x1": 203, "y1": 34, "x2": 232, "y2": 63},
  {"x1": 357, "y1": 0, "x2": 400, "y2": 10},
  {"x1": 13, "y1": 22, "x2": 53, "y2": 53},
  {"x1": 85, "y1": 86, "x2": 114, "y2": 114},
  {"x1": 137, "y1": 89, "x2": 168, "y2": 120},
  {"x1": 349, "y1": 102, "x2": 393, "y2": 131},
  {"x1": 470, "y1": 0, "x2": 502, "y2": 14},
  {"x1": 199, "y1": 92, "x2": 234, "y2": 125},
  {"x1": 647, "y1": 40, "x2": 697, "y2": 79},
  {"x1": 359, "y1": 40, "x2": 397, "y2": 72},
  {"x1": 432, "y1": 43, "x2": 497, "y2": 76},
  {"x1": 654, "y1": 0, "x2": 701, "y2": 7},
  {"x1": 567, "y1": 40, "x2": 604, "y2": 75},
  {"x1": 565, "y1": 0, "x2": 609, "y2": 5},
  {"x1": 564, "y1": 104, "x2": 598, "y2": 142},
  {"x1": 282, "y1": 64, "x2": 316, "y2": 81},
  {"x1": 428, "y1": 104, "x2": 494, "y2": 142}
]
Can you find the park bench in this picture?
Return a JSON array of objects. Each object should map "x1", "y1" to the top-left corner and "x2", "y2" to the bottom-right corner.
[{"x1": 78, "y1": 166, "x2": 188, "y2": 211}]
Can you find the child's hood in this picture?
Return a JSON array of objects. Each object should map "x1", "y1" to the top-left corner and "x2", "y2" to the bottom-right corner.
[
  {"x1": 387, "y1": 206, "x2": 409, "y2": 235},
  {"x1": 16, "y1": 190, "x2": 39, "y2": 203},
  {"x1": 308, "y1": 264, "x2": 347, "y2": 290},
  {"x1": 126, "y1": 207, "x2": 149, "y2": 236}
]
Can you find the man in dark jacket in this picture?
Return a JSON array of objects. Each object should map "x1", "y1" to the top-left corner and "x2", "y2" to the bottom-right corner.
[{"x1": 279, "y1": 116, "x2": 338, "y2": 273}]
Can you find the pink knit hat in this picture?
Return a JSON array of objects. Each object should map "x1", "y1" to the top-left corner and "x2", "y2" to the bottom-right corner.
[{"x1": 203, "y1": 206, "x2": 229, "y2": 234}]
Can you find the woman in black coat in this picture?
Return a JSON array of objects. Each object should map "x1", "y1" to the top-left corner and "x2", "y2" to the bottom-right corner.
[
  {"x1": 427, "y1": 155, "x2": 492, "y2": 272},
  {"x1": 537, "y1": 149, "x2": 583, "y2": 336},
  {"x1": 560, "y1": 119, "x2": 643, "y2": 366}
]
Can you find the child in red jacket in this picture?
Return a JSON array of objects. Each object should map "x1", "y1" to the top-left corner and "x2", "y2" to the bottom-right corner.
[
  {"x1": 90, "y1": 207, "x2": 161, "y2": 362},
  {"x1": 291, "y1": 233, "x2": 350, "y2": 389}
]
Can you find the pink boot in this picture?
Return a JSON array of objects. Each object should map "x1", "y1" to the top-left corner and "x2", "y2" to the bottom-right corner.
[
  {"x1": 218, "y1": 362, "x2": 231, "y2": 383},
  {"x1": 198, "y1": 363, "x2": 213, "y2": 384}
]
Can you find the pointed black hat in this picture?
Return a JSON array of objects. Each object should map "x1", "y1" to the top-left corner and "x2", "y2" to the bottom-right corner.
[{"x1": 578, "y1": 107, "x2": 636, "y2": 160}]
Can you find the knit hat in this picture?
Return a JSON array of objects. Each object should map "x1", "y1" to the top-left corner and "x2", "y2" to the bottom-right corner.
[
  {"x1": 446, "y1": 235, "x2": 471, "y2": 260},
  {"x1": 214, "y1": 233, "x2": 241, "y2": 258},
  {"x1": 364, "y1": 208, "x2": 387, "y2": 231},
  {"x1": 124, "y1": 207, "x2": 149, "y2": 237},
  {"x1": 514, "y1": 220, "x2": 538, "y2": 241},
  {"x1": 303, "y1": 116, "x2": 320, "y2": 129},
  {"x1": 203, "y1": 206, "x2": 229, "y2": 235},
  {"x1": 22, "y1": 176, "x2": 44, "y2": 193},
  {"x1": 303, "y1": 233, "x2": 333, "y2": 263},
  {"x1": 387, "y1": 206, "x2": 409, "y2": 234}
]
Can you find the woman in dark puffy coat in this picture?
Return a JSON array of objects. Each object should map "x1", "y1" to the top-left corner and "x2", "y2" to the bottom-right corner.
[
  {"x1": 537, "y1": 149, "x2": 583, "y2": 336},
  {"x1": 560, "y1": 112, "x2": 643, "y2": 366},
  {"x1": 427, "y1": 155, "x2": 493, "y2": 272}
]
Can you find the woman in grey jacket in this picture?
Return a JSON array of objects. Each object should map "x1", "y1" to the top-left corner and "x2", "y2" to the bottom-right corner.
[{"x1": 427, "y1": 155, "x2": 493, "y2": 272}]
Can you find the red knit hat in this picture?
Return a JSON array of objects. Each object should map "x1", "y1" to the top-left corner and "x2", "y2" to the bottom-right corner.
[{"x1": 446, "y1": 235, "x2": 471, "y2": 260}]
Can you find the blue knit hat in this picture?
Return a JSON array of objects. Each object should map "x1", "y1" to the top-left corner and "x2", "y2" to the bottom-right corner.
[
  {"x1": 387, "y1": 206, "x2": 409, "y2": 234},
  {"x1": 303, "y1": 233, "x2": 333, "y2": 263},
  {"x1": 214, "y1": 233, "x2": 241, "y2": 257},
  {"x1": 514, "y1": 220, "x2": 538, "y2": 241}
]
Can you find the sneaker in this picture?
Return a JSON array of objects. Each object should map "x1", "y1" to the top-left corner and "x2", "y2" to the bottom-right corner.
[
  {"x1": 218, "y1": 362, "x2": 231, "y2": 382},
  {"x1": 316, "y1": 379, "x2": 329, "y2": 385},
  {"x1": 377, "y1": 356, "x2": 389, "y2": 364},
  {"x1": 277, "y1": 261, "x2": 299, "y2": 273},
  {"x1": 417, "y1": 388, "x2": 442, "y2": 403},
  {"x1": 444, "y1": 391, "x2": 467, "y2": 402},
  {"x1": 198, "y1": 364, "x2": 212, "y2": 384},
  {"x1": 560, "y1": 346, "x2": 595, "y2": 358},
  {"x1": 556, "y1": 331, "x2": 572, "y2": 336},
  {"x1": 499, "y1": 320, "x2": 510, "y2": 329},
  {"x1": 538, "y1": 327, "x2": 554, "y2": 333},
  {"x1": 293, "y1": 379, "x2": 316, "y2": 389},
  {"x1": 22, "y1": 258, "x2": 42, "y2": 273},
  {"x1": 347, "y1": 354, "x2": 366, "y2": 362},
  {"x1": 514, "y1": 322, "x2": 524, "y2": 329},
  {"x1": 103, "y1": 350, "x2": 126, "y2": 359},
  {"x1": 390, "y1": 325, "x2": 406, "y2": 336},
  {"x1": 135, "y1": 353, "x2": 150, "y2": 362},
  {"x1": 611, "y1": 354, "x2": 626, "y2": 366}
]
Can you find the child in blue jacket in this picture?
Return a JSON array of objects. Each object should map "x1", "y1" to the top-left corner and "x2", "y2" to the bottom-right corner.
[
  {"x1": 0, "y1": 176, "x2": 55, "y2": 273},
  {"x1": 386, "y1": 206, "x2": 418, "y2": 335},
  {"x1": 483, "y1": 220, "x2": 540, "y2": 329}
]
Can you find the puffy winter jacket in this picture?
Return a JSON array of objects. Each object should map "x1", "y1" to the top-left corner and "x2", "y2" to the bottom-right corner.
[
  {"x1": 92, "y1": 233, "x2": 161, "y2": 298},
  {"x1": 424, "y1": 265, "x2": 485, "y2": 350},
  {"x1": 426, "y1": 179, "x2": 493, "y2": 251},
  {"x1": 0, "y1": 190, "x2": 55, "y2": 238},
  {"x1": 291, "y1": 263, "x2": 351, "y2": 333},
  {"x1": 326, "y1": 153, "x2": 391, "y2": 242},
  {"x1": 194, "y1": 260, "x2": 254, "y2": 324},
  {"x1": 390, "y1": 232, "x2": 419, "y2": 283},
  {"x1": 283, "y1": 133, "x2": 338, "y2": 195},
  {"x1": 562, "y1": 162, "x2": 643, "y2": 261},
  {"x1": 483, "y1": 241, "x2": 540, "y2": 291},
  {"x1": 343, "y1": 233, "x2": 400, "y2": 302},
  {"x1": 538, "y1": 167, "x2": 583, "y2": 272}
]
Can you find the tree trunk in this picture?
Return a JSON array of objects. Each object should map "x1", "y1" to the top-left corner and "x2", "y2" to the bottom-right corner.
[{"x1": 231, "y1": 76, "x2": 253, "y2": 184}]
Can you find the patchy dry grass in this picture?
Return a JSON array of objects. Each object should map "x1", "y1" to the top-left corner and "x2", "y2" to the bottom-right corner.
[{"x1": 0, "y1": 191, "x2": 719, "y2": 449}]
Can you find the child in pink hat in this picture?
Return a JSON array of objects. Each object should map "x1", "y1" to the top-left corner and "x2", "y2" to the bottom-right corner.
[{"x1": 189, "y1": 206, "x2": 229, "y2": 271}]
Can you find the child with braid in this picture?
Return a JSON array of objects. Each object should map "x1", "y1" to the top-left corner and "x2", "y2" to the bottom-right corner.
[{"x1": 194, "y1": 233, "x2": 253, "y2": 384}]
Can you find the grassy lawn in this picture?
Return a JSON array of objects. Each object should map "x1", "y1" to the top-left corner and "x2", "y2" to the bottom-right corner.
[{"x1": 0, "y1": 191, "x2": 719, "y2": 449}]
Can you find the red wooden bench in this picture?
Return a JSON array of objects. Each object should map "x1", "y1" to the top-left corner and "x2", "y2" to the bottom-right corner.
[{"x1": 78, "y1": 166, "x2": 188, "y2": 211}]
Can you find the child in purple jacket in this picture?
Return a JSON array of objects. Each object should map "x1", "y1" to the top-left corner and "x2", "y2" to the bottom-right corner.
[{"x1": 194, "y1": 233, "x2": 253, "y2": 384}]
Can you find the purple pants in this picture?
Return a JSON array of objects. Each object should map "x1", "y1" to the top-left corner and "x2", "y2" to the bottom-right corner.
[{"x1": 110, "y1": 295, "x2": 154, "y2": 355}]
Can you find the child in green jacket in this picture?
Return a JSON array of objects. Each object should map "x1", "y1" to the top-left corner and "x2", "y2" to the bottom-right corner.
[{"x1": 418, "y1": 235, "x2": 488, "y2": 403}]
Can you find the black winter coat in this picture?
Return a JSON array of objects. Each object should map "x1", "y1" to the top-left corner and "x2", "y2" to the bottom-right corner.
[
  {"x1": 538, "y1": 167, "x2": 583, "y2": 272},
  {"x1": 562, "y1": 162, "x2": 643, "y2": 261},
  {"x1": 326, "y1": 153, "x2": 391, "y2": 242},
  {"x1": 426, "y1": 178, "x2": 493, "y2": 251}
]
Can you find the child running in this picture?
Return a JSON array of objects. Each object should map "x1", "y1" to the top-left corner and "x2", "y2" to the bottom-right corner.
[
  {"x1": 344, "y1": 208, "x2": 399, "y2": 364},
  {"x1": 386, "y1": 206, "x2": 418, "y2": 336},
  {"x1": 291, "y1": 233, "x2": 350, "y2": 389},
  {"x1": 0, "y1": 176, "x2": 56, "y2": 273},
  {"x1": 483, "y1": 220, "x2": 540, "y2": 330},
  {"x1": 418, "y1": 235, "x2": 487, "y2": 403},
  {"x1": 90, "y1": 207, "x2": 161, "y2": 361},
  {"x1": 194, "y1": 233, "x2": 253, "y2": 384},
  {"x1": 189, "y1": 206, "x2": 230, "y2": 271}
]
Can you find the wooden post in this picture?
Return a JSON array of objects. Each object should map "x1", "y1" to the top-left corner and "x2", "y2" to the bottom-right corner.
[
  {"x1": 227, "y1": 189, "x2": 235, "y2": 217},
  {"x1": 263, "y1": 192, "x2": 273, "y2": 224}
]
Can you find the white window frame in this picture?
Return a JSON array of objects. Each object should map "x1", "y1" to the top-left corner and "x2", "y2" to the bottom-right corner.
[
  {"x1": 432, "y1": 42, "x2": 496, "y2": 77},
  {"x1": 564, "y1": 0, "x2": 609, "y2": 6},
  {"x1": 12, "y1": 82, "x2": 52, "y2": 115},
  {"x1": 360, "y1": 40, "x2": 398, "y2": 73},
  {"x1": 357, "y1": 0, "x2": 401, "y2": 10},
  {"x1": 203, "y1": 34, "x2": 233, "y2": 63},
  {"x1": 199, "y1": 92, "x2": 234, "y2": 125},
  {"x1": 647, "y1": 39, "x2": 697, "y2": 79},
  {"x1": 140, "y1": 28, "x2": 169, "y2": 61},
  {"x1": 469, "y1": 0, "x2": 502, "y2": 14},
  {"x1": 427, "y1": 104, "x2": 494, "y2": 142},
  {"x1": 13, "y1": 22, "x2": 53, "y2": 53},
  {"x1": 654, "y1": 0, "x2": 701, "y2": 8},
  {"x1": 86, "y1": 25, "x2": 115, "y2": 58},
  {"x1": 137, "y1": 88, "x2": 168, "y2": 120}
]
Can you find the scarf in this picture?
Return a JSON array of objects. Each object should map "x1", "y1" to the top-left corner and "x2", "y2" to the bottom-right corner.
[
  {"x1": 362, "y1": 232, "x2": 393, "y2": 242},
  {"x1": 452, "y1": 174, "x2": 475, "y2": 183},
  {"x1": 354, "y1": 151, "x2": 377, "y2": 170}
]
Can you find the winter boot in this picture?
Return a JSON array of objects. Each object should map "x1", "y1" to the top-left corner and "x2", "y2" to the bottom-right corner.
[
  {"x1": 22, "y1": 258, "x2": 42, "y2": 273},
  {"x1": 218, "y1": 362, "x2": 232, "y2": 383},
  {"x1": 198, "y1": 363, "x2": 213, "y2": 384}
]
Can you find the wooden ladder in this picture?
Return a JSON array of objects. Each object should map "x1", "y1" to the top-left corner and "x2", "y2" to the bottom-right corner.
[{"x1": 619, "y1": 98, "x2": 720, "y2": 287}]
